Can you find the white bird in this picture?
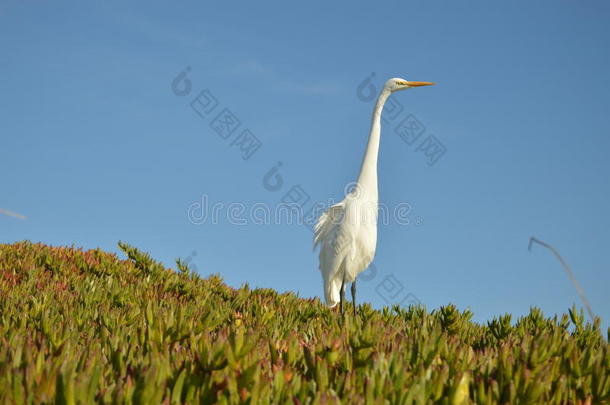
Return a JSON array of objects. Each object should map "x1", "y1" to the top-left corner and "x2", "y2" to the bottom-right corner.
[{"x1": 314, "y1": 77, "x2": 434, "y2": 314}]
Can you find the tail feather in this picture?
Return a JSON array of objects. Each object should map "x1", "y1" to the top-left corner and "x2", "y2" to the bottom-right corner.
[
  {"x1": 313, "y1": 201, "x2": 345, "y2": 251},
  {"x1": 325, "y1": 276, "x2": 342, "y2": 307},
  {"x1": 314, "y1": 200, "x2": 347, "y2": 307}
]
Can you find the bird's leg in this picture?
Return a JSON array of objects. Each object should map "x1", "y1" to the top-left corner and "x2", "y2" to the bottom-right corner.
[
  {"x1": 339, "y1": 271, "x2": 346, "y2": 315},
  {"x1": 351, "y1": 280, "x2": 357, "y2": 317},
  {"x1": 341, "y1": 268, "x2": 346, "y2": 315}
]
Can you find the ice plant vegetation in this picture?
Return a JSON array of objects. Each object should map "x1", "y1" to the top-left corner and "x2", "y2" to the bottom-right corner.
[{"x1": 0, "y1": 241, "x2": 608, "y2": 404}]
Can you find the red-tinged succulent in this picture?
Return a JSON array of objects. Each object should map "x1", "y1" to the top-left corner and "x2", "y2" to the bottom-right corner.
[{"x1": 0, "y1": 241, "x2": 608, "y2": 404}]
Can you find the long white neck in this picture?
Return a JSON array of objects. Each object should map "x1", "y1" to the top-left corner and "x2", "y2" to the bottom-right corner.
[{"x1": 356, "y1": 90, "x2": 390, "y2": 201}]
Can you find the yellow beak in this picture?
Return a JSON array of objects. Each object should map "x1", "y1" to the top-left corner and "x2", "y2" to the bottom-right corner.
[{"x1": 407, "y1": 81, "x2": 435, "y2": 87}]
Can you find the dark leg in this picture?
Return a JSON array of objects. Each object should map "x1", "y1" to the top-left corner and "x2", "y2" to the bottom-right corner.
[
  {"x1": 339, "y1": 271, "x2": 346, "y2": 315},
  {"x1": 351, "y1": 279, "x2": 357, "y2": 316}
]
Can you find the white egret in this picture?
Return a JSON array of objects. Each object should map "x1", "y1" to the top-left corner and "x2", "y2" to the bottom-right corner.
[{"x1": 313, "y1": 78, "x2": 434, "y2": 314}]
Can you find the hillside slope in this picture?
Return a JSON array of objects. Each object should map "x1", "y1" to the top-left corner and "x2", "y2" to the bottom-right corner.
[{"x1": 0, "y1": 241, "x2": 608, "y2": 404}]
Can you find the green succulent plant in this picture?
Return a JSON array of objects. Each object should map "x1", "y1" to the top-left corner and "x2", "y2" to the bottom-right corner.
[{"x1": 0, "y1": 241, "x2": 608, "y2": 404}]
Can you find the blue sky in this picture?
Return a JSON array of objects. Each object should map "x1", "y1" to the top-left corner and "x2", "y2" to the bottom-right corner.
[{"x1": 2, "y1": 1, "x2": 609, "y2": 329}]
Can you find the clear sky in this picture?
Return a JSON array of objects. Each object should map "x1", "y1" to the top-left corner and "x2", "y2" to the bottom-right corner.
[{"x1": 2, "y1": 1, "x2": 609, "y2": 329}]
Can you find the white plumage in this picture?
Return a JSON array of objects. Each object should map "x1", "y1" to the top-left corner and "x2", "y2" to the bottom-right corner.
[{"x1": 313, "y1": 77, "x2": 434, "y2": 313}]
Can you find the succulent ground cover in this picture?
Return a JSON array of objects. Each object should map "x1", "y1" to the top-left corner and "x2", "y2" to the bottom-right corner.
[{"x1": 0, "y1": 241, "x2": 608, "y2": 404}]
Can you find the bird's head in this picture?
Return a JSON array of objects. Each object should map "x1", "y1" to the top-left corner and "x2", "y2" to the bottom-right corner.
[{"x1": 384, "y1": 77, "x2": 435, "y2": 93}]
